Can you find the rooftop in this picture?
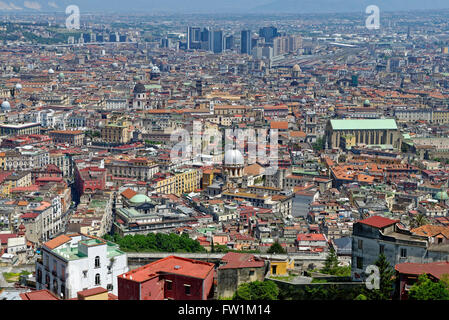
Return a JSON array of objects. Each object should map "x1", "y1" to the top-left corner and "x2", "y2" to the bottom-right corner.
[
  {"x1": 330, "y1": 119, "x2": 398, "y2": 131},
  {"x1": 119, "y1": 255, "x2": 214, "y2": 282}
]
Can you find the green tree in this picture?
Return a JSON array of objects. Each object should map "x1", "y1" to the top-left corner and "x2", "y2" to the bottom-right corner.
[
  {"x1": 354, "y1": 294, "x2": 368, "y2": 300},
  {"x1": 364, "y1": 253, "x2": 395, "y2": 300},
  {"x1": 312, "y1": 136, "x2": 326, "y2": 151},
  {"x1": 411, "y1": 214, "x2": 428, "y2": 229},
  {"x1": 232, "y1": 281, "x2": 279, "y2": 300},
  {"x1": 408, "y1": 274, "x2": 449, "y2": 300},
  {"x1": 321, "y1": 247, "x2": 339, "y2": 275},
  {"x1": 267, "y1": 242, "x2": 286, "y2": 254}
]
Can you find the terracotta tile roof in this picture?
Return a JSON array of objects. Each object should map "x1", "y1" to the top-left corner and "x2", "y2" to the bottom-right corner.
[
  {"x1": 77, "y1": 287, "x2": 108, "y2": 298},
  {"x1": 395, "y1": 261, "x2": 449, "y2": 280},
  {"x1": 411, "y1": 225, "x2": 449, "y2": 238},
  {"x1": 358, "y1": 216, "x2": 399, "y2": 229},
  {"x1": 20, "y1": 289, "x2": 60, "y2": 300},
  {"x1": 118, "y1": 256, "x2": 214, "y2": 282},
  {"x1": 218, "y1": 252, "x2": 265, "y2": 269},
  {"x1": 270, "y1": 121, "x2": 288, "y2": 130},
  {"x1": 121, "y1": 188, "x2": 137, "y2": 200},
  {"x1": 297, "y1": 233, "x2": 327, "y2": 241},
  {"x1": 43, "y1": 234, "x2": 72, "y2": 250}
]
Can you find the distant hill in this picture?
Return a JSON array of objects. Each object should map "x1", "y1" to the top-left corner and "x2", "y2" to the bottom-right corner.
[
  {"x1": 251, "y1": 0, "x2": 449, "y2": 14},
  {"x1": 0, "y1": 0, "x2": 448, "y2": 14}
]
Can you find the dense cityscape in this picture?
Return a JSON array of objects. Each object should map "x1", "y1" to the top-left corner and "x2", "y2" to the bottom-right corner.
[{"x1": 1, "y1": 4, "x2": 449, "y2": 303}]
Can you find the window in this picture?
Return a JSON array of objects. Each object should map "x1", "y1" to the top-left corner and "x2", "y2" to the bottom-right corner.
[
  {"x1": 356, "y1": 257, "x2": 363, "y2": 269},
  {"x1": 95, "y1": 273, "x2": 101, "y2": 285},
  {"x1": 37, "y1": 269, "x2": 42, "y2": 284},
  {"x1": 95, "y1": 256, "x2": 100, "y2": 268},
  {"x1": 83, "y1": 270, "x2": 88, "y2": 278},
  {"x1": 184, "y1": 284, "x2": 191, "y2": 295},
  {"x1": 358, "y1": 239, "x2": 363, "y2": 250},
  {"x1": 249, "y1": 270, "x2": 255, "y2": 276},
  {"x1": 53, "y1": 279, "x2": 58, "y2": 294},
  {"x1": 107, "y1": 284, "x2": 113, "y2": 291},
  {"x1": 379, "y1": 245, "x2": 384, "y2": 255},
  {"x1": 166, "y1": 280, "x2": 173, "y2": 291},
  {"x1": 400, "y1": 248, "x2": 407, "y2": 258}
]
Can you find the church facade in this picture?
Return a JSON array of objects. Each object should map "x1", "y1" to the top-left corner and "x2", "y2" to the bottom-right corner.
[{"x1": 325, "y1": 119, "x2": 402, "y2": 150}]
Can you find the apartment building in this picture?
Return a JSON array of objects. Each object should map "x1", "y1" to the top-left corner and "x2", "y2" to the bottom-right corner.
[{"x1": 36, "y1": 233, "x2": 128, "y2": 299}]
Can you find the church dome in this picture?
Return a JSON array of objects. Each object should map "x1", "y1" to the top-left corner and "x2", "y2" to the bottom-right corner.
[
  {"x1": 133, "y1": 83, "x2": 146, "y2": 93},
  {"x1": 130, "y1": 194, "x2": 151, "y2": 204},
  {"x1": 224, "y1": 149, "x2": 244, "y2": 166},
  {"x1": 435, "y1": 191, "x2": 449, "y2": 201},
  {"x1": 1, "y1": 101, "x2": 11, "y2": 110},
  {"x1": 48, "y1": 68, "x2": 54, "y2": 74},
  {"x1": 15, "y1": 83, "x2": 22, "y2": 90},
  {"x1": 364, "y1": 99, "x2": 371, "y2": 107},
  {"x1": 292, "y1": 64, "x2": 301, "y2": 72}
]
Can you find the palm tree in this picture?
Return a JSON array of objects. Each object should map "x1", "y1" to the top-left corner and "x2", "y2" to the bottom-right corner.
[{"x1": 411, "y1": 214, "x2": 428, "y2": 229}]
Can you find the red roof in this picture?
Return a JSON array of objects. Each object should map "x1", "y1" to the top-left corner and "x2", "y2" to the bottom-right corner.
[
  {"x1": 77, "y1": 287, "x2": 108, "y2": 298},
  {"x1": 0, "y1": 233, "x2": 18, "y2": 245},
  {"x1": 219, "y1": 252, "x2": 265, "y2": 269},
  {"x1": 358, "y1": 216, "x2": 399, "y2": 229},
  {"x1": 20, "y1": 212, "x2": 39, "y2": 219},
  {"x1": 118, "y1": 256, "x2": 214, "y2": 282},
  {"x1": 395, "y1": 261, "x2": 449, "y2": 280},
  {"x1": 19, "y1": 290, "x2": 60, "y2": 300},
  {"x1": 297, "y1": 233, "x2": 327, "y2": 242}
]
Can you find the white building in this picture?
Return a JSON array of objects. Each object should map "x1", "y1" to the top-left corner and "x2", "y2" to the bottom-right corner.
[{"x1": 36, "y1": 233, "x2": 128, "y2": 299}]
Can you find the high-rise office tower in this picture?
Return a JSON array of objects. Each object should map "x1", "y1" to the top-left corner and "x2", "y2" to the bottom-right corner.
[
  {"x1": 259, "y1": 26, "x2": 278, "y2": 43},
  {"x1": 200, "y1": 27, "x2": 210, "y2": 50},
  {"x1": 109, "y1": 32, "x2": 118, "y2": 42},
  {"x1": 82, "y1": 33, "x2": 91, "y2": 43},
  {"x1": 161, "y1": 38, "x2": 169, "y2": 48},
  {"x1": 241, "y1": 30, "x2": 251, "y2": 55},
  {"x1": 211, "y1": 30, "x2": 223, "y2": 54},
  {"x1": 225, "y1": 35, "x2": 234, "y2": 50},
  {"x1": 187, "y1": 26, "x2": 201, "y2": 50}
]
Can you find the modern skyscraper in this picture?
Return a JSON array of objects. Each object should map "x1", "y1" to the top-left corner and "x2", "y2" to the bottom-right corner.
[
  {"x1": 259, "y1": 26, "x2": 278, "y2": 43},
  {"x1": 187, "y1": 26, "x2": 201, "y2": 50},
  {"x1": 225, "y1": 35, "x2": 234, "y2": 50},
  {"x1": 211, "y1": 30, "x2": 224, "y2": 54},
  {"x1": 201, "y1": 27, "x2": 210, "y2": 50},
  {"x1": 241, "y1": 30, "x2": 251, "y2": 55},
  {"x1": 82, "y1": 33, "x2": 91, "y2": 43},
  {"x1": 109, "y1": 32, "x2": 118, "y2": 42}
]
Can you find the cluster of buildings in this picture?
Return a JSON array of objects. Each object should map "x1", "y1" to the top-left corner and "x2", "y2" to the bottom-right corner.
[{"x1": 1, "y1": 10, "x2": 449, "y2": 300}]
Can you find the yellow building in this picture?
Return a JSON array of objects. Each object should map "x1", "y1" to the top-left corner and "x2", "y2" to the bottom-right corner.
[
  {"x1": 269, "y1": 258, "x2": 295, "y2": 276},
  {"x1": 76, "y1": 287, "x2": 111, "y2": 300},
  {"x1": 153, "y1": 168, "x2": 202, "y2": 196},
  {"x1": 0, "y1": 152, "x2": 5, "y2": 170},
  {"x1": 101, "y1": 123, "x2": 131, "y2": 144}
]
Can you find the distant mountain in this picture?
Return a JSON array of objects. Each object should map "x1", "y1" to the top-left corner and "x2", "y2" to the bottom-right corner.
[
  {"x1": 0, "y1": 0, "x2": 448, "y2": 14},
  {"x1": 251, "y1": 0, "x2": 449, "y2": 13}
]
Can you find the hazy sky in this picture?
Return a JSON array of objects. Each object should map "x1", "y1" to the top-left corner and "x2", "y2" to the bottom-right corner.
[{"x1": 1, "y1": 0, "x2": 449, "y2": 14}]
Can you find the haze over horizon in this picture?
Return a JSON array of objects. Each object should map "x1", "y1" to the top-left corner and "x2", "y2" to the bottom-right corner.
[{"x1": 0, "y1": 0, "x2": 449, "y2": 14}]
